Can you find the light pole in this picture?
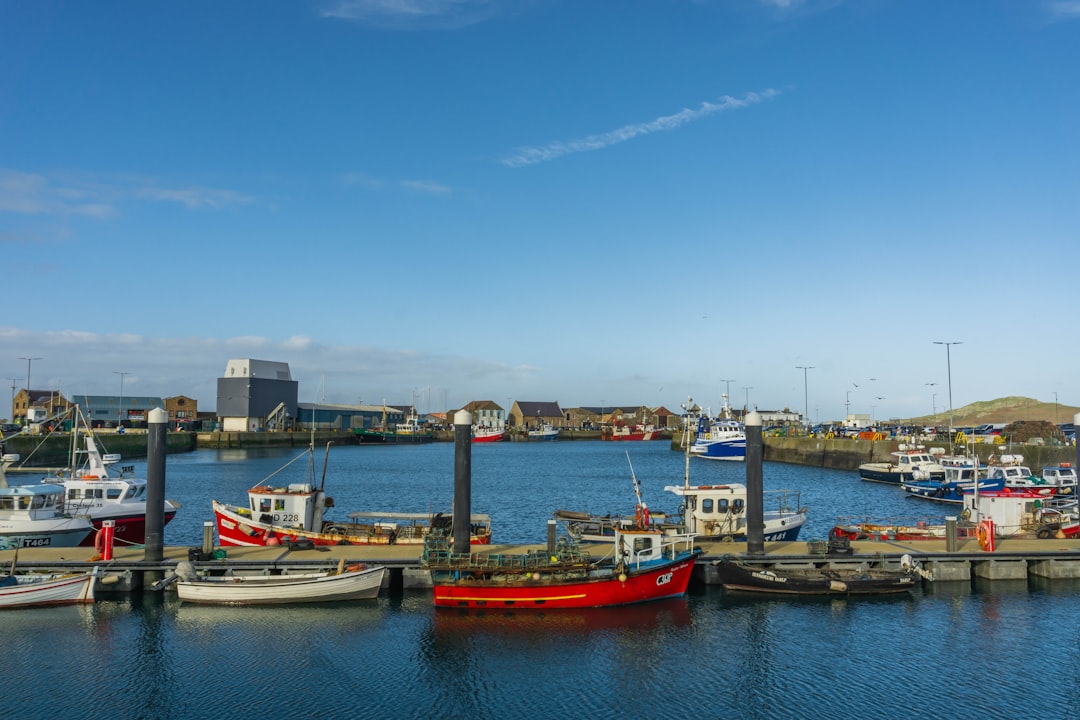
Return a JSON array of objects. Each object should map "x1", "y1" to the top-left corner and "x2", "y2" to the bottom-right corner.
[
  {"x1": 933, "y1": 341, "x2": 962, "y2": 439},
  {"x1": 932, "y1": 394, "x2": 937, "y2": 416},
  {"x1": 795, "y1": 366, "x2": 814, "y2": 428},
  {"x1": 873, "y1": 397, "x2": 886, "y2": 424},
  {"x1": 18, "y1": 356, "x2": 42, "y2": 394},
  {"x1": 1054, "y1": 391, "x2": 1059, "y2": 425},
  {"x1": 741, "y1": 386, "x2": 752, "y2": 413},
  {"x1": 845, "y1": 390, "x2": 852, "y2": 420},
  {"x1": 113, "y1": 371, "x2": 129, "y2": 428},
  {"x1": 17, "y1": 356, "x2": 41, "y2": 424},
  {"x1": 8, "y1": 378, "x2": 18, "y2": 422}
]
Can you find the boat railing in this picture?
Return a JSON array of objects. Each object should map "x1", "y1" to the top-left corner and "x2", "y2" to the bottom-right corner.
[
  {"x1": 422, "y1": 532, "x2": 594, "y2": 573},
  {"x1": 766, "y1": 489, "x2": 805, "y2": 514}
]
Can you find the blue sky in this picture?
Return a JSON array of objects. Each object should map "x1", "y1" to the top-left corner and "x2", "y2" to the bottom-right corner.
[{"x1": 2, "y1": 0, "x2": 1079, "y2": 420}]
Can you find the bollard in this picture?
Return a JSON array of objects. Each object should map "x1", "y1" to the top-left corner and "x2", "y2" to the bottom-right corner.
[
  {"x1": 202, "y1": 521, "x2": 214, "y2": 556},
  {"x1": 945, "y1": 516, "x2": 957, "y2": 552},
  {"x1": 100, "y1": 520, "x2": 116, "y2": 561},
  {"x1": 745, "y1": 411, "x2": 765, "y2": 556},
  {"x1": 452, "y1": 410, "x2": 473, "y2": 556}
]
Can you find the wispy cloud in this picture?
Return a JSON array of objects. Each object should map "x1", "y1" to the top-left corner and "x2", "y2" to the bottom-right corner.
[
  {"x1": 0, "y1": 326, "x2": 522, "y2": 409},
  {"x1": 134, "y1": 186, "x2": 254, "y2": 209},
  {"x1": 320, "y1": 0, "x2": 523, "y2": 30},
  {"x1": 401, "y1": 179, "x2": 452, "y2": 195},
  {"x1": 1045, "y1": 0, "x2": 1080, "y2": 19},
  {"x1": 340, "y1": 172, "x2": 385, "y2": 190},
  {"x1": 500, "y1": 89, "x2": 781, "y2": 168},
  {"x1": 0, "y1": 168, "x2": 254, "y2": 217},
  {"x1": 0, "y1": 170, "x2": 119, "y2": 218}
]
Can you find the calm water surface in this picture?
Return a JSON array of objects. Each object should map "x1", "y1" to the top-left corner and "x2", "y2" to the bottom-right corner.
[{"x1": 9, "y1": 442, "x2": 1080, "y2": 719}]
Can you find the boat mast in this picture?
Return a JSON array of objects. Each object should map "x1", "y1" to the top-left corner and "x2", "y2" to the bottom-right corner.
[{"x1": 682, "y1": 396, "x2": 693, "y2": 489}]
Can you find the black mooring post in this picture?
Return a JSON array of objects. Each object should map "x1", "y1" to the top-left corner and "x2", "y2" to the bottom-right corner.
[
  {"x1": 144, "y1": 408, "x2": 167, "y2": 585},
  {"x1": 745, "y1": 411, "x2": 765, "y2": 556},
  {"x1": 453, "y1": 410, "x2": 473, "y2": 555}
]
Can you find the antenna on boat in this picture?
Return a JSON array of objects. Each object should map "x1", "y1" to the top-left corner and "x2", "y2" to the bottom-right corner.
[
  {"x1": 681, "y1": 396, "x2": 693, "y2": 489},
  {"x1": 626, "y1": 451, "x2": 643, "y2": 507},
  {"x1": 320, "y1": 442, "x2": 332, "y2": 491}
]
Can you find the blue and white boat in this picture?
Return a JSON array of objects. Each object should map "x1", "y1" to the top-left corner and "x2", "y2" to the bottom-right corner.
[
  {"x1": 901, "y1": 457, "x2": 1002, "y2": 504},
  {"x1": 689, "y1": 398, "x2": 746, "y2": 461}
]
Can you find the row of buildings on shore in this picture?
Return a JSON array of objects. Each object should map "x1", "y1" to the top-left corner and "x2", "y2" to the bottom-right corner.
[{"x1": 8, "y1": 358, "x2": 804, "y2": 434}]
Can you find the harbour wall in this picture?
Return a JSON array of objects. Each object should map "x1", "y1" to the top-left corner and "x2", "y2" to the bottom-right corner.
[
  {"x1": 760, "y1": 437, "x2": 1076, "y2": 471},
  {"x1": 3, "y1": 431, "x2": 197, "y2": 468}
]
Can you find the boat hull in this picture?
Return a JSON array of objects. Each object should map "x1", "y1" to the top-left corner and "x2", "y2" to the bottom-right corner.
[
  {"x1": 472, "y1": 430, "x2": 505, "y2": 443},
  {"x1": 176, "y1": 566, "x2": 386, "y2": 605},
  {"x1": 213, "y1": 501, "x2": 491, "y2": 547},
  {"x1": 715, "y1": 560, "x2": 917, "y2": 595},
  {"x1": 691, "y1": 439, "x2": 746, "y2": 461},
  {"x1": 858, "y1": 466, "x2": 945, "y2": 485},
  {"x1": 0, "y1": 524, "x2": 94, "y2": 551},
  {"x1": 431, "y1": 555, "x2": 697, "y2": 609},
  {"x1": 0, "y1": 572, "x2": 96, "y2": 608},
  {"x1": 78, "y1": 509, "x2": 179, "y2": 547}
]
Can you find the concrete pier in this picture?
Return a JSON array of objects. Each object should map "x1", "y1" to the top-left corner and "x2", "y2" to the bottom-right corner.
[{"x1": 8, "y1": 534, "x2": 1080, "y2": 593}]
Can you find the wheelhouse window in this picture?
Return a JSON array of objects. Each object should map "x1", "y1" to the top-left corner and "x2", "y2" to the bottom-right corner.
[
  {"x1": 702, "y1": 499, "x2": 714, "y2": 513},
  {"x1": 633, "y1": 537, "x2": 654, "y2": 553}
]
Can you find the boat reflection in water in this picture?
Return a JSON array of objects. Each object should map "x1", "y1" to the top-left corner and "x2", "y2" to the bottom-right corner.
[{"x1": 429, "y1": 595, "x2": 693, "y2": 639}]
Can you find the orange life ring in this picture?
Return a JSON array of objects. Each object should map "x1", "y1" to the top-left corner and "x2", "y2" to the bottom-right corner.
[
  {"x1": 977, "y1": 520, "x2": 994, "y2": 551},
  {"x1": 94, "y1": 528, "x2": 104, "y2": 554}
]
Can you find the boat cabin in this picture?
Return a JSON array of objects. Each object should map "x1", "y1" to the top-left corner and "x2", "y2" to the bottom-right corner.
[
  {"x1": 962, "y1": 489, "x2": 1073, "y2": 536},
  {"x1": 615, "y1": 527, "x2": 695, "y2": 569},
  {"x1": 1042, "y1": 464, "x2": 1077, "y2": 490},
  {"x1": 0, "y1": 484, "x2": 66, "y2": 521},
  {"x1": 247, "y1": 483, "x2": 328, "y2": 532},
  {"x1": 664, "y1": 484, "x2": 748, "y2": 536}
]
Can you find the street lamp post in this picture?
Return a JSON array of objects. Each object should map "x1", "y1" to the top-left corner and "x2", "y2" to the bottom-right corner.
[
  {"x1": 873, "y1": 397, "x2": 886, "y2": 424},
  {"x1": 795, "y1": 366, "x2": 815, "y2": 428},
  {"x1": 113, "y1": 371, "x2": 129, "y2": 428},
  {"x1": 932, "y1": 394, "x2": 937, "y2": 416},
  {"x1": 720, "y1": 379, "x2": 735, "y2": 410},
  {"x1": 933, "y1": 341, "x2": 962, "y2": 440},
  {"x1": 845, "y1": 390, "x2": 852, "y2": 420},
  {"x1": 741, "y1": 386, "x2": 752, "y2": 413},
  {"x1": 17, "y1": 356, "x2": 42, "y2": 425},
  {"x1": 17, "y1": 356, "x2": 42, "y2": 394}
]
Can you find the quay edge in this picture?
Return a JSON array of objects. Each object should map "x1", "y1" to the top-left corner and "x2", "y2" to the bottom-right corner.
[{"x1": 9, "y1": 535, "x2": 1080, "y2": 596}]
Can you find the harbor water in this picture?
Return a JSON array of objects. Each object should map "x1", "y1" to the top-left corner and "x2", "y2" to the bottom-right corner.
[{"x1": 8, "y1": 441, "x2": 1080, "y2": 719}]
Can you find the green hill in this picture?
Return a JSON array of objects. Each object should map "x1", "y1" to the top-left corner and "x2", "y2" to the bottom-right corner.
[{"x1": 903, "y1": 396, "x2": 1078, "y2": 427}]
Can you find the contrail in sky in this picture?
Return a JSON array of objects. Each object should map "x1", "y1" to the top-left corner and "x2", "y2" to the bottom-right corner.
[{"x1": 500, "y1": 89, "x2": 780, "y2": 167}]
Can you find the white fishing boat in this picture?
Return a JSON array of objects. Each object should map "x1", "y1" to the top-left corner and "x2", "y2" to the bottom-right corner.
[
  {"x1": 0, "y1": 570, "x2": 97, "y2": 609},
  {"x1": 173, "y1": 560, "x2": 385, "y2": 605},
  {"x1": 45, "y1": 431, "x2": 180, "y2": 546},
  {"x1": 689, "y1": 395, "x2": 746, "y2": 461},
  {"x1": 527, "y1": 424, "x2": 560, "y2": 441},
  {"x1": 858, "y1": 446, "x2": 946, "y2": 485},
  {"x1": 1, "y1": 455, "x2": 94, "y2": 551}
]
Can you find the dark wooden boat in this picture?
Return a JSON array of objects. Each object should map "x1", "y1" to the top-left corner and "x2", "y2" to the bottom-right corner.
[{"x1": 714, "y1": 557, "x2": 924, "y2": 595}]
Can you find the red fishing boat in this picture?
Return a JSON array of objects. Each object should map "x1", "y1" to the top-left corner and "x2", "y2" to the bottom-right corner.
[
  {"x1": 424, "y1": 526, "x2": 699, "y2": 609},
  {"x1": 471, "y1": 426, "x2": 506, "y2": 443},
  {"x1": 603, "y1": 424, "x2": 661, "y2": 441},
  {"x1": 213, "y1": 442, "x2": 492, "y2": 547}
]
